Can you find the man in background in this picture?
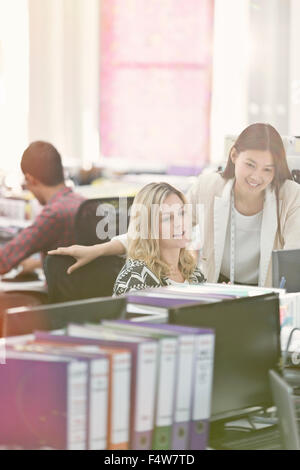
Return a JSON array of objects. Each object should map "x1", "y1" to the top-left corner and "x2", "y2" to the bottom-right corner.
[{"x1": 0, "y1": 141, "x2": 85, "y2": 276}]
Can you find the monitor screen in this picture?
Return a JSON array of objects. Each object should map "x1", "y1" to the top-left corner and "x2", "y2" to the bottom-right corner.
[
  {"x1": 168, "y1": 293, "x2": 281, "y2": 420},
  {"x1": 272, "y1": 249, "x2": 300, "y2": 293}
]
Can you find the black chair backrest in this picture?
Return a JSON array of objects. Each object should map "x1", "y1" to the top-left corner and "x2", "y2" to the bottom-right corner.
[
  {"x1": 44, "y1": 254, "x2": 125, "y2": 303},
  {"x1": 75, "y1": 196, "x2": 134, "y2": 246}
]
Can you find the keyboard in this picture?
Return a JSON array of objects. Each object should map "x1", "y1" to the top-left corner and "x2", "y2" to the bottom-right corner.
[{"x1": 212, "y1": 426, "x2": 282, "y2": 450}]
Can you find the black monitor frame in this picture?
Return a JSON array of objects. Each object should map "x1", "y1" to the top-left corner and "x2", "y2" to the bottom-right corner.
[
  {"x1": 0, "y1": 296, "x2": 126, "y2": 337},
  {"x1": 168, "y1": 293, "x2": 281, "y2": 421}
]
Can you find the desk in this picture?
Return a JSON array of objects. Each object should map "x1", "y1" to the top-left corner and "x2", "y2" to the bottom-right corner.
[
  {"x1": 0, "y1": 279, "x2": 47, "y2": 294},
  {"x1": 0, "y1": 270, "x2": 48, "y2": 325}
]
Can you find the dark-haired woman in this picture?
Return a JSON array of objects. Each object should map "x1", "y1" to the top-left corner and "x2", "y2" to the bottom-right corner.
[{"x1": 187, "y1": 123, "x2": 300, "y2": 286}]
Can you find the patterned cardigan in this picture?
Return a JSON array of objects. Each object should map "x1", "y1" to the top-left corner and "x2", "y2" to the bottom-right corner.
[{"x1": 113, "y1": 259, "x2": 205, "y2": 296}]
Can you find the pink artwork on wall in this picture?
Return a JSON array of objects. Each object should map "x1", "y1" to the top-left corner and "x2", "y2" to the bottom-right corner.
[{"x1": 100, "y1": 0, "x2": 214, "y2": 167}]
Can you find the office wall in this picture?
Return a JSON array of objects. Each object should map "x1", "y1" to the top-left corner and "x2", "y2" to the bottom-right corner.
[
  {"x1": 210, "y1": 0, "x2": 250, "y2": 164},
  {"x1": 28, "y1": 0, "x2": 100, "y2": 168},
  {"x1": 289, "y1": 0, "x2": 300, "y2": 136},
  {"x1": 210, "y1": 0, "x2": 292, "y2": 165},
  {"x1": 247, "y1": 0, "x2": 290, "y2": 135},
  {"x1": 0, "y1": 0, "x2": 298, "y2": 174},
  {"x1": 0, "y1": 0, "x2": 29, "y2": 174},
  {"x1": 100, "y1": 0, "x2": 215, "y2": 167}
]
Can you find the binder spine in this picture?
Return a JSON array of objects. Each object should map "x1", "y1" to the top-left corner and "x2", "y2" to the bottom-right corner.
[
  {"x1": 111, "y1": 352, "x2": 131, "y2": 450},
  {"x1": 172, "y1": 335, "x2": 194, "y2": 450},
  {"x1": 153, "y1": 338, "x2": 177, "y2": 450},
  {"x1": 189, "y1": 333, "x2": 215, "y2": 450},
  {"x1": 67, "y1": 361, "x2": 88, "y2": 450},
  {"x1": 89, "y1": 358, "x2": 109, "y2": 450},
  {"x1": 132, "y1": 342, "x2": 158, "y2": 450}
]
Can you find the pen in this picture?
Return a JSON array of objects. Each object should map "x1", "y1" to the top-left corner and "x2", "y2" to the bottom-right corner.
[{"x1": 279, "y1": 276, "x2": 286, "y2": 289}]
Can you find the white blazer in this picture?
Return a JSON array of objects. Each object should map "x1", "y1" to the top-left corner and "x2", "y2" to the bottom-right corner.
[{"x1": 187, "y1": 172, "x2": 300, "y2": 286}]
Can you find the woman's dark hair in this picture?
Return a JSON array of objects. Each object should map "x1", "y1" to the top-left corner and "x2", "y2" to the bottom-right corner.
[
  {"x1": 222, "y1": 123, "x2": 293, "y2": 245},
  {"x1": 21, "y1": 141, "x2": 64, "y2": 186}
]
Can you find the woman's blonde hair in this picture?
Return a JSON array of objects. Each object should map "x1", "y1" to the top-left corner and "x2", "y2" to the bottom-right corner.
[{"x1": 128, "y1": 182, "x2": 196, "y2": 281}]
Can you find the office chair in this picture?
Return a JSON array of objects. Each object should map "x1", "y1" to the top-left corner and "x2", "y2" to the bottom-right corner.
[
  {"x1": 75, "y1": 196, "x2": 134, "y2": 245},
  {"x1": 292, "y1": 170, "x2": 300, "y2": 184},
  {"x1": 45, "y1": 196, "x2": 134, "y2": 302},
  {"x1": 44, "y1": 254, "x2": 125, "y2": 303}
]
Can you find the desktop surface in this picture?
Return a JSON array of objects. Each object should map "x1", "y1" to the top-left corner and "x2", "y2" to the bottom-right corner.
[{"x1": 210, "y1": 423, "x2": 282, "y2": 450}]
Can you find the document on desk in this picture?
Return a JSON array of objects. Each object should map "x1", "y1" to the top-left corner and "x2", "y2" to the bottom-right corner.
[{"x1": 0, "y1": 280, "x2": 47, "y2": 293}]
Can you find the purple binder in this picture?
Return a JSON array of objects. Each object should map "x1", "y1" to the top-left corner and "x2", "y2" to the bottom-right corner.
[
  {"x1": 7, "y1": 337, "x2": 109, "y2": 450},
  {"x1": 127, "y1": 288, "x2": 236, "y2": 303},
  {"x1": 127, "y1": 295, "x2": 208, "y2": 308},
  {"x1": 35, "y1": 329, "x2": 157, "y2": 451},
  {"x1": 0, "y1": 353, "x2": 87, "y2": 450}
]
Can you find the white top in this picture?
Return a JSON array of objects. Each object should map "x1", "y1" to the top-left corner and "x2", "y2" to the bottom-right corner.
[
  {"x1": 113, "y1": 233, "x2": 127, "y2": 246},
  {"x1": 220, "y1": 208, "x2": 263, "y2": 285}
]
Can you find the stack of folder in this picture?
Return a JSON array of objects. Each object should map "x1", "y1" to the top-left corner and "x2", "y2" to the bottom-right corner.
[
  {"x1": 125, "y1": 282, "x2": 284, "y2": 322},
  {"x1": 0, "y1": 321, "x2": 215, "y2": 450}
]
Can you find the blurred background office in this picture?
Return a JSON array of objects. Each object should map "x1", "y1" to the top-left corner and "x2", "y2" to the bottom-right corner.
[{"x1": 0, "y1": 0, "x2": 300, "y2": 187}]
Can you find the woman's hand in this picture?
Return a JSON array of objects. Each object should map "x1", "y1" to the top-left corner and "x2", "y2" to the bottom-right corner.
[
  {"x1": 48, "y1": 239, "x2": 126, "y2": 274},
  {"x1": 48, "y1": 245, "x2": 101, "y2": 274}
]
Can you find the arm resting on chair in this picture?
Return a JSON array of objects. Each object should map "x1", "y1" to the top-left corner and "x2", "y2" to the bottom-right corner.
[{"x1": 48, "y1": 239, "x2": 126, "y2": 274}]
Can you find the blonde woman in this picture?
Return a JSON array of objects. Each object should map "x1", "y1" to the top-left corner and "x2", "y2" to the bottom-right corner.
[{"x1": 111, "y1": 182, "x2": 205, "y2": 295}]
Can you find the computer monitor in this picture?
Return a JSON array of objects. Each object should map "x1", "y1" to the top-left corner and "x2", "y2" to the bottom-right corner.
[
  {"x1": 0, "y1": 296, "x2": 126, "y2": 337},
  {"x1": 168, "y1": 293, "x2": 281, "y2": 420},
  {"x1": 272, "y1": 249, "x2": 300, "y2": 293},
  {"x1": 269, "y1": 370, "x2": 300, "y2": 450}
]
